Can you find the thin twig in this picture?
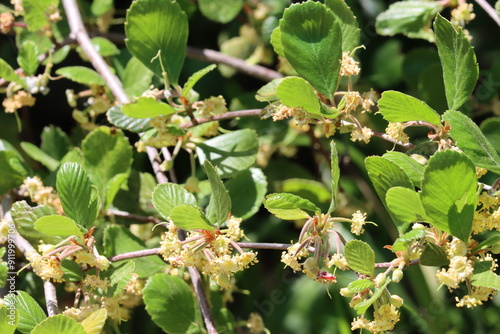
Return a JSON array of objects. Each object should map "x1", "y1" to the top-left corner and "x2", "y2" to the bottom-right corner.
[
  {"x1": 106, "y1": 209, "x2": 163, "y2": 225},
  {"x1": 181, "y1": 109, "x2": 263, "y2": 128},
  {"x1": 372, "y1": 131, "x2": 416, "y2": 149},
  {"x1": 188, "y1": 267, "x2": 218, "y2": 334},
  {"x1": 474, "y1": 0, "x2": 500, "y2": 26},
  {"x1": 44, "y1": 281, "x2": 59, "y2": 316},
  {"x1": 108, "y1": 248, "x2": 161, "y2": 262},
  {"x1": 237, "y1": 242, "x2": 292, "y2": 250}
]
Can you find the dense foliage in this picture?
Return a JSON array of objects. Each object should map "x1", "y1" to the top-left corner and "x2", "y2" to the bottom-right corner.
[{"x1": 1, "y1": 0, "x2": 500, "y2": 333}]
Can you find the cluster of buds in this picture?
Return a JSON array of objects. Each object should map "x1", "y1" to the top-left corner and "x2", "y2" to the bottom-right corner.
[
  {"x1": 159, "y1": 217, "x2": 258, "y2": 289},
  {"x1": 19, "y1": 176, "x2": 63, "y2": 214},
  {"x1": 472, "y1": 191, "x2": 500, "y2": 234}
]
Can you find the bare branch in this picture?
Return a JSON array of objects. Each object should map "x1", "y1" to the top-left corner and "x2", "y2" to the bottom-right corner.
[
  {"x1": 238, "y1": 242, "x2": 292, "y2": 250},
  {"x1": 475, "y1": 0, "x2": 500, "y2": 26},
  {"x1": 108, "y1": 248, "x2": 161, "y2": 262},
  {"x1": 181, "y1": 109, "x2": 263, "y2": 128},
  {"x1": 188, "y1": 266, "x2": 218, "y2": 334},
  {"x1": 44, "y1": 281, "x2": 59, "y2": 316},
  {"x1": 107, "y1": 209, "x2": 163, "y2": 225}
]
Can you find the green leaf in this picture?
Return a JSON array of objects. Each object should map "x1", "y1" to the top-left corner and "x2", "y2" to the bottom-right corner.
[
  {"x1": 0, "y1": 306, "x2": 18, "y2": 334},
  {"x1": 31, "y1": 315, "x2": 85, "y2": 334},
  {"x1": 365, "y1": 156, "x2": 414, "y2": 234},
  {"x1": 281, "y1": 179, "x2": 331, "y2": 214},
  {"x1": 80, "y1": 309, "x2": 107, "y2": 334},
  {"x1": 377, "y1": 91, "x2": 441, "y2": 126},
  {"x1": 382, "y1": 151, "x2": 424, "y2": 187},
  {"x1": 472, "y1": 235, "x2": 500, "y2": 253},
  {"x1": 392, "y1": 228, "x2": 426, "y2": 252},
  {"x1": 82, "y1": 126, "x2": 133, "y2": 205},
  {"x1": 17, "y1": 41, "x2": 39, "y2": 76},
  {"x1": 386, "y1": 187, "x2": 427, "y2": 226},
  {"x1": 152, "y1": 183, "x2": 197, "y2": 220},
  {"x1": 0, "y1": 151, "x2": 30, "y2": 194},
  {"x1": 434, "y1": 14, "x2": 479, "y2": 110},
  {"x1": 56, "y1": 66, "x2": 106, "y2": 86},
  {"x1": 170, "y1": 205, "x2": 214, "y2": 231},
  {"x1": 125, "y1": 0, "x2": 188, "y2": 86},
  {"x1": 276, "y1": 77, "x2": 320, "y2": 114},
  {"x1": 40, "y1": 126, "x2": 72, "y2": 160},
  {"x1": 443, "y1": 110, "x2": 500, "y2": 174},
  {"x1": 0, "y1": 58, "x2": 27, "y2": 89},
  {"x1": 199, "y1": 0, "x2": 243, "y2": 23},
  {"x1": 89, "y1": 37, "x2": 120, "y2": 57},
  {"x1": 328, "y1": 140, "x2": 340, "y2": 214},
  {"x1": 375, "y1": 1, "x2": 442, "y2": 42},
  {"x1": 20, "y1": 142, "x2": 59, "y2": 171},
  {"x1": 280, "y1": 1, "x2": 342, "y2": 97},
  {"x1": 122, "y1": 57, "x2": 154, "y2": 98},
  {"x1": 107, "y1": 105, "x2": 153, "y2": 133},
  {"x1": 324, "y1": 0, "x2": 360, "y2": 52},
  {"x1": 344, "y1": 240, "x2": 375, "y2": 277},
  {"x1": 23, "y1": 0, "x2": 58, "y2": 31},
  {"x1": 264, "y1": 193, "x2": 319, "y2": 220},
  {"x1": 347, "y1": 279, "x2": 374, "y2": 293},
  {"x1": 481, "y1": 118, "x2": 500, "y2": 155},
  {"x1": 420, "y1": 150, "x2": 477, "y2": 241},
  {"x1": 104, "y1": 173, "x2": 129, "y2": 211},
  {"x1": 44, "y1": 45, "x2": 71, "y2": 65},
  {"x1": 11, "y1": 201, "x2": 62, "y2": 245},
  {"x1": 255, "y1": 78, "x2": 285, "y2": 102},
  {"x1": 226, "y1": 168, "x2": 267, "y2": 220},
  {"x1": 91, "y1": 0, "x2": 114, "y2": 16},
  {"x1": 61, "y1": 259, "x2": 83, "y2": 281},
  {"x1": 103, "y1": 225, "x2": 165, "y2": 278},
  {"x1": 105, "y1": 261, "x2": 136, "y2": 297},
  {"x1": 420, "y1": 242, "x2": 449, "y2": 266},
  {"x1": 471, "y1": 261, "x2": 500, "y2": 290},
  {"x1": 5, "y1": 291, "x2": 47, "y2": 333},
  {"x1": 34, "y1": 215, "x2": 84, "y2": 237},
  {"x1": 204, "y1": 161, "x2": 232, "y2": 226},
  {"x1": 354, "y1": 278, "x2": 391, "y2": 315},
  {"x1": 56, "y1": 163, "x2": 96, "y2": 227},
  {"x1": 270, "y1": 27, "x2": 284, "y2": 58},
  {"x1": 143, "y1": 274, "x2": 202, "y2": 334},
  {"x1": 182, "y1": 64, "x2": 217, "y2": 97},
  {"x1": 196, "y1": 129, "x2": 258, "y2": 178},
  {"x1": 122, "y1": 97, "x2": 176, "y2": 119}
]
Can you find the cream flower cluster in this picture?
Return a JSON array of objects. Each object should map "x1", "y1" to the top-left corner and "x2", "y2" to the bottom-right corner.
[
  {"x1": 19, "y1": 176, "x2": 63, "y2": 214},
  {"x1": 159, "y1": 217, "x2": 258, "y2": 289}
]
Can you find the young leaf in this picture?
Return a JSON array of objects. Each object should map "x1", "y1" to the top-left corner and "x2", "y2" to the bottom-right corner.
[
  {"x1": 88, "y1": 37, "x2": 120, "y2": 57},
  {"x1": 198, "y1": 0, "x2": 243, "y2": 23},
  {"x1": 20, "y1": 142, "x2": 60, "y2": 171},
  {"x1": 0, "y1": 306, "x2": 18, "y2": 334},
  {"x1": 169, "y1": 205, "x2": 214, "y2": 231},
  {"x1": 0, "y1": 151, "x2": 30, "y2": 194},
  {"x1": 40, "y1": 126, "x2": 72, "y2": 161},
  {"x1": 143, "y1": 274, "x2": 202, "y2": 334},
  {"x1": 23, "y1": 0, "x2": 58, "y2": 31},
  {"x1": 255, "y1": 77, "x2": 285, "y2": 102},
  {"x1": 11, "y1": 201, "x2": 62, "y2": 245},
  {"x1": 17, "y1": 41, "x2": 39, "y2": 76},
  {"x1": 377, "y1": 91, "x2": 441, "y2": 126},
  {"x1": 472, "y1": 235, "x2": 500, "y2": 253},
  {"x1": 324, "y1": 0, "x2": 360, "y2": 52},
  {"x1": 280, "y1": 1, "x2": 342, "y2": 97},
  {"x1": 196, "y1": 129, "x2": 258, "y2": 178},
  {"x1": 276, "y1": 77, "x2": 320, "y2": 114},
  {"x1": 182, "y1": 64, "x2": 217, "y2": 97},
  {"x1": 31, "y1": 315, "x2": 85, "y2": 334},
  {"x1": 82, "y1": 126, "x2": 133, "y2": 205},
  {"x1": 125, "y1": 0, "x2": 188, "y2": 85},
  {"x1": 80, "y1": 309, "x2": 107, "y2": 334},
  {"x1": 375, "y1": 1, "x2": 442, "y2": 42},
  {"x1": 328, "y1": 140, "x2": 340, "y2": 214},
  {"x1": 152, "y1": 183, "x2": 197, "y2": 220},
  {"x1": 226, "y1": 168, "x2": 267, "y2": 220},
  {"x1": 122, "y1": 97, "x2": 176, "y2": 119},
  {"x1": 264, "y1": 193, "x2": 319, "y2": 220},
  {"x1": 420, "y1": 243, "x2": 449, "y2": 266},
  {"x1": 270, "y1": 27, "x2": 285, "y2": 58},
  {"x1": 56, "y1": 163, "x2": 95, "y2": 227},
  {"x1": 382, "y1": 151, "x2": 424, "y2": 187},
  {"x1": 4, "y1": 291, "x2": 47, "y2": 333},
  {"x1": 103, "y1": 225, "x2": 165, "y2": 278},
  {"x1": 204, "y1": 160, "x2": 232, "y2": 226},
  {"x1": 386, "y1": 187, "x2": 427, "y2": 226},
  {"x1": 55, "y1": 66, "x2": 106, "y2": 86},
  {"x1": 420, "y1": 150, "x2": 477, "y2": 241},
  {"x1": 434, "y1": 14, "x2": 479, "y2": 111},
  {"x1": 105, "y1": 261, "x2": 136, "y2": 297},
  {"x1": 347, "y1": 279, "x2": 375, "y2": 293},
  {"x1": 107, "y1": 105, "x2": 153, "y2": 133},
  {"x1": 365, "y1": 156, "x2": 414, "y2": 234},
  {"x1": 354, "y1": 278, "x2": 391, "y2": 315},
  {"x1": 443, "y1": 110, "x2": 500, "y2": 174},
  {"x1": 0, "y1": 58, "x2": 28, "y2": 89},
  {"x1": 61, "y1": 259, "x2": 84, "y2": 282},
  {"x1": 392, "y1": 228, "x2": 426, "y2": 252},
  {"x1": 471, "y1": 261, "x2": 500, "y2": 290},
  {"x1": 34, "y1": 215, "x2": 85, "y2": 237},
  {"x1": 122, "y1": 57, "x2": 154, "y2": 98},
  {"x1": 344, "y1": 240, "x2": 375, "y2": 277}
]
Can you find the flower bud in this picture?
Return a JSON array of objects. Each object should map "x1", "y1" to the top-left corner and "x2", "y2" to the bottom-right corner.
[
  {"x1": 374, "y1": 273, "x2": 386, "y2": 287},
  {"x1": 392, "y1": 268, "x2": 403, "y2": 283},
  {"x1": 390, "y1": 294, "x2": 404, "y2": 308}
]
